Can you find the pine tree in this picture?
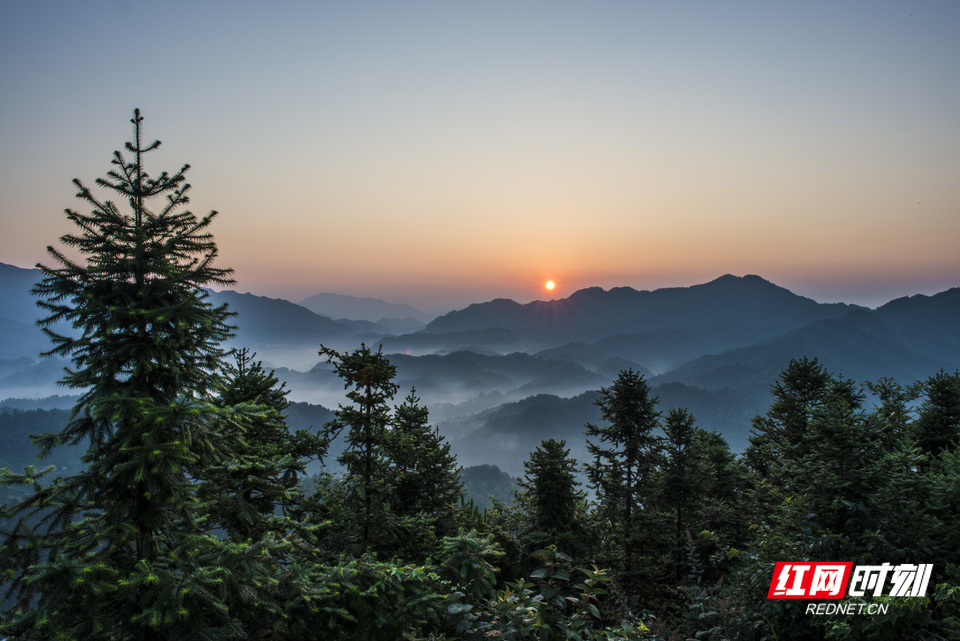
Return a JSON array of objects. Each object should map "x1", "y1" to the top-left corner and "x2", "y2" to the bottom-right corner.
[
  {"x1": 385, "y1": 389, "x2": 463, "y2": 558},
  {"x1": 204, "y1": 348, "x2": 325, "y2": 540},
  {"x1": 660, "y1": 408, "x2": 699, "y2": 578},
  {"x1": 583, "y1": 369, "x2": 662, "y2": 599},
  {"x1": 698, "y1": 431, "x2": 753, "y2": 538},
  {"x1": 863, "y1": 376, "x2": 922, "y2": 440},
  {"x1": 518, "y1": 438, "x2": 586, "y2": 556},
  {"x1": 791, "y1": 382, "x2": 884, "y2": 542},
  {"x1": 320, "y1": 343, "x2": 399, "y2": 553},
  {"x1": 745, "y1": 356, "x2": 833, "y2": 477},
  {"x1": 686, "y1": 429, "x2": 753, "y2": 585},
  {"x1": 0, "y1": 110, "x2": 276, "y2": 640},
  {"x1": 913, "y1": 370, "x2": 960, "y2": 459}
]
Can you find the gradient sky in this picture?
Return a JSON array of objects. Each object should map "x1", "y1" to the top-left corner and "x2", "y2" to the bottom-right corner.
[{"x1": 2, "y1": 1, "x2": 958, "y2": 311}]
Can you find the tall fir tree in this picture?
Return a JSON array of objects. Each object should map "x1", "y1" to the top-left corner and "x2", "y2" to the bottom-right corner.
[
  {"x1": 320, "y1": 343, "x2": 399, "y2": 553},
  {"x1": 745, "y1": 356, "x2": 833, "y2": 478},
  {"x1": 788, "y1": 381, "x2": 885, "y2": 544},
  {"x1": 0, "y1": 110, "x2": 281, "y2": 640},
  {"x1": 913, "y1": 370, "x2": 960, "y2": 460},
  {"x1": 204, "y1": 348, "x2": 325, "y2": 540},
  {"x1": 863, "y1": 376, "x2": 922, "y2": 440},
  {"x1": 659, "y1": 408, "x2": 699, "y2": 579},
  {"x1": 385, "y1": 388, "x2": 463, "y2": 559},
  {"x1": 517, "y1": 438, "x2": 586, "y2": 556},
  {"x1": 583, "y1": 369, "x2": 663, "y2": 601}
]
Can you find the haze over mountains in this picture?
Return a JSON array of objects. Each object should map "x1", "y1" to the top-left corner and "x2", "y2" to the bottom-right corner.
[
  {"x1": 299, "y1": 292, "x2": 431, "y2": 326},
  {"x1": 1, "y1": 260, "x2": 958, "y2": 474}
]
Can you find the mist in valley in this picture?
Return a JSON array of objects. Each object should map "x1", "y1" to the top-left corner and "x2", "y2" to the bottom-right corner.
[{"x1": 4, "y1": 261, "x2": 958, "y2": 483}]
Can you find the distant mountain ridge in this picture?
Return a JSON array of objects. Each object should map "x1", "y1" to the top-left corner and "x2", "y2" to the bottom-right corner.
[
  {"x1": 0, "y1": 262, "x2": 69, "y2": 359},
  {"x1": 206, "y1": 290, "x2": 389, "y2": 346},
  {"x1": 650, "y1": 308, "x2": 949, "y2": 392},
  {"x1": 0, "y1": 262, "x2": 405, "y2": 363},
  {"x1": 3, "y1": 260, "x2": 958, "y2": 475},
  {"x1": 425, "y1": 274, "x2": 861, "y2": 347},
  {"x1": 874, "y1": 288, "x2": 960, "y2": 362},
  {"x1": 299, "y1": 292, "x2": 428, "y2": 324},
  {"x1": 0, "y1": 263, "x2": 42, "y2": 323}
]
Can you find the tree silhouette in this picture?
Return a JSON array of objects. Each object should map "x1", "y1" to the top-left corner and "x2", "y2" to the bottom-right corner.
[
  {"x1": 584, "y1": 369, "x2": 662, "y2": 600},
  {"x1": 0, "y1": 110, "x2": 281, "y2": 640}
]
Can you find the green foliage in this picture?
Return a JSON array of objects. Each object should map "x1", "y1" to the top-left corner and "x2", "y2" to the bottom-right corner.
[
  {"x1": 746, "y1": 356, "x2": 834, "y2": 478},
  {"x1": 320, "y1": 343, "x2": 399, "y2": 553},
  {"x1": 584, "y1": 369, "x2": 664, "y2": 600},
  {"x1": 660, "y1": 408, "x2": 698, "y2": 577},
  {"x1": 438, "y1": 531, "x2": 504, "y2": 601},
  {"x1": 654, "y1": 412, "x2": 756, "y2": 591},
  {"x1": 0, "y1": 409, "x2": 77, "y2": 515},
  {"x1": 913, "y1": 370, "x2": 960, "y2": 460},
  {"x1": 0, "y1": 111, "x2": 316, "y2": 641},
  {"x1": 203, "y1": 348, "x2": 324, "y2": 542},
  {"x1": 461, "y1": 464, "x2": 518, "y2": 511},
  {"x1": 687, "y1": 362, "x2": 960, "y2": 641},
  {"x1": 446, "y1": 546, "x2": 652, "y2": 641},
  {"x1": 0, "y1": 110, "x2": 253, "y2": 640},
  {"x1": 386, "y1": 388, "x2": 464, "y2": 559},
  {"x1": 862, "y1": 376, "x2": 921, "y2": 439},
  {"x1": 0, "y1": 409, "x2": 73, "y2": 472},
  {"x1": 518, "y1": 439, "x2": 587, "y2": 555},
  {"x1": 310, "y1": 556, "x2": 446, "y2": 641},
  {"x1": 316, "y1": 346, "x2": 466, "y2": 562}
]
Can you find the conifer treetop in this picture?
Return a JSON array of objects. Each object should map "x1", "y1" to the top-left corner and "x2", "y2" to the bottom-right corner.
[{"x1": 32, "y1": 108, "x2": 236, "y2": 444}]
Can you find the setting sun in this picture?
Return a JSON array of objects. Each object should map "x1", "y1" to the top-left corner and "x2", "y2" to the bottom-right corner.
[{"x1": 545, "y1": 280, "x2": 556, "y2": 291}]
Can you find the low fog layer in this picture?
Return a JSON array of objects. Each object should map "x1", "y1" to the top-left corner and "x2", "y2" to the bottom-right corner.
[{"x1": 4, "y1": 262, "x2": 958, "y2": 476}]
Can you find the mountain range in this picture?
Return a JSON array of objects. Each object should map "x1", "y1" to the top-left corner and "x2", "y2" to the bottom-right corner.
[
  {"x1": 299, "y1": 292, "x2": 430, "y2": 326},
  {"x1": 427, "y1": 275, "x2": 858, "y2": 343},
  {"x1": 1, "y1": 261, "x2": 957, "y2": 475}
]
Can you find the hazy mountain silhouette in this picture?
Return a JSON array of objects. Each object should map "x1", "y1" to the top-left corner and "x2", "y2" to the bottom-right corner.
[
  {"x1": 0, "y1": 263, "x2": 56, "y2": 359},
  {"x1": 535, "y1": 326, "x2": 766, "y2": 377},
  {"x1": 206, "y1": 290, "x2": 393, "y2": 347},
  {"x1": 427, "y1": 275, "x2": 851, "y2": 328},
  {"x1": 403, "y1": 275, "x2": 873, "y2": 381},
  {"x1": 273, "y1": 349, "x2": 608, "y2": 412},
  {"x1": 0, "y1": 264, "x2": 402, "y2": 385},
  {"x1": 651, "y1": 309, "x2": 947, "y2": 392},
  {"x1": 0, "y1": 357, "x2": 71, "y2": 401},
  {"x1": 0, "y1": 317, "x2": 49, "y2": 360},
  {"x1": 0, "y1": 263, "x2": 400, "y2": 354},
  {"x1": 203, "y1": 290, "x2": 402, "y2": 371},
  {"x1": 460, "y1": 464, "x2": 518, "y2": 510},
  {"x1": 378, "y1": 327, "x2": 523, "y2": 356},
  {"x1": 299, "y1": 292, "x2": 429, "y2": 325},
  {"x1": 443, "y1": 382, "x2": 768, "y2": 476},
  {"x1": 374, "y1": 317, "x2": 429, "y2": 334},
  {"x1": 533, "y1": 341, "x2": 651, "y2": 380},
  {"x1": 874, "y1": 288, "x2": 960, "y2": 362},
  {"x1": 389, "y1": 351, "x2": 607, "y2": 405},
  {"x1": 443, "y1": 392, "x2": 602, "y2": 474},
  {"x1": 0, "y1": 263, "x2": 42, "y2": 322},
  {"x1": 3, "y1": 260, "x2": 958, "y2": 469},
  {"x1": 424, "y1": 275, "x2": 861, "y2": 346}
]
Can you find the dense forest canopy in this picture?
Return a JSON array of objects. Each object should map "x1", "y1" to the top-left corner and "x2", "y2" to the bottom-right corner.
[{"x1": 1, "y1": 112, "x2": 959, "y2": 640}]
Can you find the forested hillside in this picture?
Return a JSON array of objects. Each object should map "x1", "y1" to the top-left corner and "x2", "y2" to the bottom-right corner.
[{"x1": 2, "y1": 112, "x2": 959, "y2": 640}]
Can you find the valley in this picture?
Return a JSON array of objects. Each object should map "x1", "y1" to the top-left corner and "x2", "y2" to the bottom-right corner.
[{"x1": 3, "y1": 261, "x2": 957, "y2": 477}]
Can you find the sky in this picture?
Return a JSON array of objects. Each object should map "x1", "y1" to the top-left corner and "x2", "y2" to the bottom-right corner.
[{"x1": 2, "y1": 1, "x2": 958, "y2": 312}]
